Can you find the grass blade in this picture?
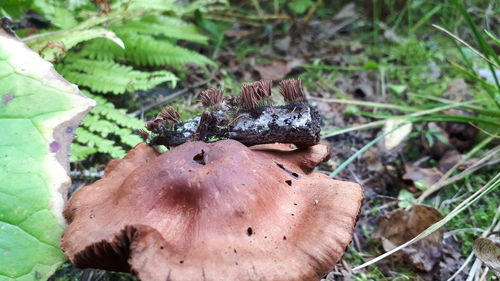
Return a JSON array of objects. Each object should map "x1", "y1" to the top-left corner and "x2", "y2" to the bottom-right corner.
[{"x1": 329, "y1": 122, "x2": 408, "y2": 177}]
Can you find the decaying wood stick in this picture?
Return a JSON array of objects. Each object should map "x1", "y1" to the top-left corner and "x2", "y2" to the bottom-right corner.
[{"x1": 141, "y1": 79, "x2": 322, "y2": 147}]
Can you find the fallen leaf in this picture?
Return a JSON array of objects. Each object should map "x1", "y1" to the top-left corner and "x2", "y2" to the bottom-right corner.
[
  {"x1": 438, "y1": 149, "x2": 462, "y2": 173},
  {"x1": 363, "y1": 147, "x2": 384, "y2": 172},
  {"x1": 439, "y1": 240, "x2": 469, "y2": 281},
  {"x1": 372, "y1": 205, "x2": 444, "y2": 271},
  {"x1": 274, "y1": 36, "x2": 291, "y2": 53},
  {"x1": 438, "y1": 110, "x2": 478, "y2": 152},
  {"x1": 352, "y1": 73, "x2": 375, "y2": 99},
  {"x1": 333, "y1": 3, "x2": 357, "y2": 20},
  {"x1": 403, "y1": 164, "x2": 443, "y2": 188},
  {"x1": 254, "y1": 59, "x2": 304, "y2": 80},
  {"x1": 442, "y1": 79, "x2": 472, "y2": 102},
  {"x1": 377, "y1": 119, "x2": 412, "y2": 162},
  {"x1": 473, "y1": 237, "x2": 500, "y2": 276}
]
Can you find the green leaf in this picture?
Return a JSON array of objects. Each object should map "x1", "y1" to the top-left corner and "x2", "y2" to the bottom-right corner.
[
  {"x1": 397, "y1": 189, "x2": 416, "y2": 208},
  {"x1": 425, "y1": 133, "x2": 434, "y2": 147},
  {"x1": 0, "y1": 28, "x2": 95, "y2": 280},
  {"x1": 288, "y1": 0, "x2": 314, "y2": 14},
  {"x1": 388, "y1": 84, "x2": 407, "y2": 95},
  {"x1": 32, "y1": 0, "x2": 78, "y2": 29},
  {"x1": 23, "y1": 28, "x2": 124, "y2": 62}
]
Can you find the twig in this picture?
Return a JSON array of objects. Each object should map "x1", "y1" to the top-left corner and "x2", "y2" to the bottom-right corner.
[
  {"x1": 304, "y1": 0, "x2": 324, "y2": 25},
  {"x1": 133, "y1": 75, "x2": 214, "y2": 116}
]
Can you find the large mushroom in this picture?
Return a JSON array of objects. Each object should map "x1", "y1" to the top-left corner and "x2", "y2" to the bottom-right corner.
[{"x1": 62, "y1": 140, "x2": 363, "y2": 281}]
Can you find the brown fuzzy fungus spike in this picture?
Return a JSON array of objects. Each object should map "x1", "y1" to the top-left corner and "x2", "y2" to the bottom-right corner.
[
  {"x1": 61, "y1": 140, "x2": 363, "y2": 281},
  {"x1": 159, "y1": 106, "x2": 180, "y2": 123},
  {"x1": 254, "y1": 80, "x2": 272, "y2": 99},
  {"x1": 145, "y1": 116, "x2": 166, "y2": 133},
  {"x1": 240, "y1": 82, "x2": 261, "y2": 109},
  {"x1": 279, "y1": 79, "x2": 305, "y2": 104},
  {"x1": 200, "y1": 88, "x2": 224, "y2": 107}
]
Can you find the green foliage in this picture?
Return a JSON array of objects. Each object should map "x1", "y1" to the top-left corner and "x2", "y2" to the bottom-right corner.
[
  {"x1": 15, "y1": 0, "x2": 225, "y2": 160},
  {"x1": 0, "y1": 27, "x2": 94, "y2": 281},
  {"x1": 70, "y1": 93, "x2": 144, "y2": 161},
  {"x1": 288, "y1": 0, "x2": 314, "y2": 15},
  {"x1": 440, "y1": 174, "x2": 498, "y2": 255}
]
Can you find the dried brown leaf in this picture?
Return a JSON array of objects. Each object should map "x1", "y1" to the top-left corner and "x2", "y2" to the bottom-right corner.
[{"x1": 372, "y1": 205, "x2": 444, "y2": 271}]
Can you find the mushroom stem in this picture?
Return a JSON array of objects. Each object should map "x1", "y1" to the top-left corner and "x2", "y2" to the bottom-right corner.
[{"x1": 150, "y1": 103, "x2": 321, "y2": 147}]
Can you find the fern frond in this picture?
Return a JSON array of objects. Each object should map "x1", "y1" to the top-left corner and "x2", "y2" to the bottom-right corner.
[
  {"x1": 75, "y1": 127, "x2": 126, "y2": 158},
  {"x1": 31, "y1": 0, "x2": 78, "y2": 29},
  {"x1": 58, "y1": 59, "x2": 177, "y2": 94},
  {"x1": 81, "y1": 113, "x2": 116, "y2": 137},
  {"x1": 117, "y1": 33, "x2": 213, "y2": 67},
  {"x1": 24, "y1": 28, "x2": 124, "y2": 61},
  {"x1": 115, "y1": 15, "x2": 208, "y2": 44},
  {"x1": 112, "y1": 0, "x2": 177, "y2": 13},
  {"x1": 115, "y1": 128, "x2": 143, "y2": 147},
  {"x1": 79, "y1": 38, "x2": 124, "y2": 61},
  {"x1": 181, "y1": 0, "x2": 229, "y2": 15},
  {"x1": 86, "y1": 93, "x2": 145, "y2": 129},
  {"x1": 70, "y1": 143, "x2": 98, "y2": 162}
]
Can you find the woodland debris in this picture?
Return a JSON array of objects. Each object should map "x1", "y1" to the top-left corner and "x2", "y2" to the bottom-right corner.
[
  {"x1": 372, "y1": 205, "x2": 444, "y2": 272},
  {"x1": 144, "y1": 79, "x2": 321, "y2": 147},
  {"x1": 473, "y1": 237, "x2": 500, "y2": 276}
]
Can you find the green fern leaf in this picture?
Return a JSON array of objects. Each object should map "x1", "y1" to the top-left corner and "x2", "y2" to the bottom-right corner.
[
  {"x1": 75, "y1": 127, "x2": 126, "y2": 158},
  {"x1": 24, "y1": 28, "x2": 124, "y2": 61},
  {"x1": 115, "y1": 15, "x2": 208, "y2": 44},
  {"x1": 118, "y1": 33, "x2": 212, "y2": 67},
  {"x1": 32, "y1": 0, "x2": 78, "y2": 29},
  {"x1": 112, "y1": 0, "x2": 177, "y2": 12},
  {"x1": 70, "y1": 143, "x2": 98, "y2": 161},
  {"x1": 79, "y1": 38, "x2": 124, "y2": 61},
  {"x1": 59, "y1": 59, "x2": 177, "y2": 94}
]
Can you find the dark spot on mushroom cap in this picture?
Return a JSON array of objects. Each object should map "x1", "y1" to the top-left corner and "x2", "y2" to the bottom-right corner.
[
  {"x1": 283, "y1": 236, "x2": 287, "y2": 240},
  {"x1": 247, "y1": 227, "x2": 253, "y2": 236},
  {"x1": 275, "y1": 162, "x2": 300, "y2": 179},
  {"x1": 285, "y1": 180, "x2": 292, "y2": 186},
  {"x1": 179, "y1": 260, "x2": 184, "y2": 264},
  {"x1": 193, "y1": 150, "x2": 206, "y2": 165}
]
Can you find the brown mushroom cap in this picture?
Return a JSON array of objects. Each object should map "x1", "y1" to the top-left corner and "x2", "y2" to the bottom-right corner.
[{"x1": 62, "y1": 140, "x2": 363, "y2": 281}]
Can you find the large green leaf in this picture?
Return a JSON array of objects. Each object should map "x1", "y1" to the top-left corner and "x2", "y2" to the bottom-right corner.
[{"x1": 0, "y1": 26, "x2": 95, "y2": 280}]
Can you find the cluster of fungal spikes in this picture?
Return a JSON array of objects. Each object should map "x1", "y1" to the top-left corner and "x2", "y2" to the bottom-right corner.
[
  {"x1": 144, "y1": 106, "x2": 181, "y2": 135},
  {"x1": 240, "y1": 80, "x2": 273, "y2": 108},
  {"x1": 140, "y1": 78, "x2": 319, "y2": 147},
  {"x1": 200, "y1": 88, "x2": 224, "y2": 107},
  {"x1": 279, "y1": 79, "x2": 305, "y2": 104}
]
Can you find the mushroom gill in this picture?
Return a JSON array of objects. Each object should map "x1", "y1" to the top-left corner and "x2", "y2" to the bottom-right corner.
[{"x1": 61, "y1": 140, "x2": 363, "y2": 281}]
